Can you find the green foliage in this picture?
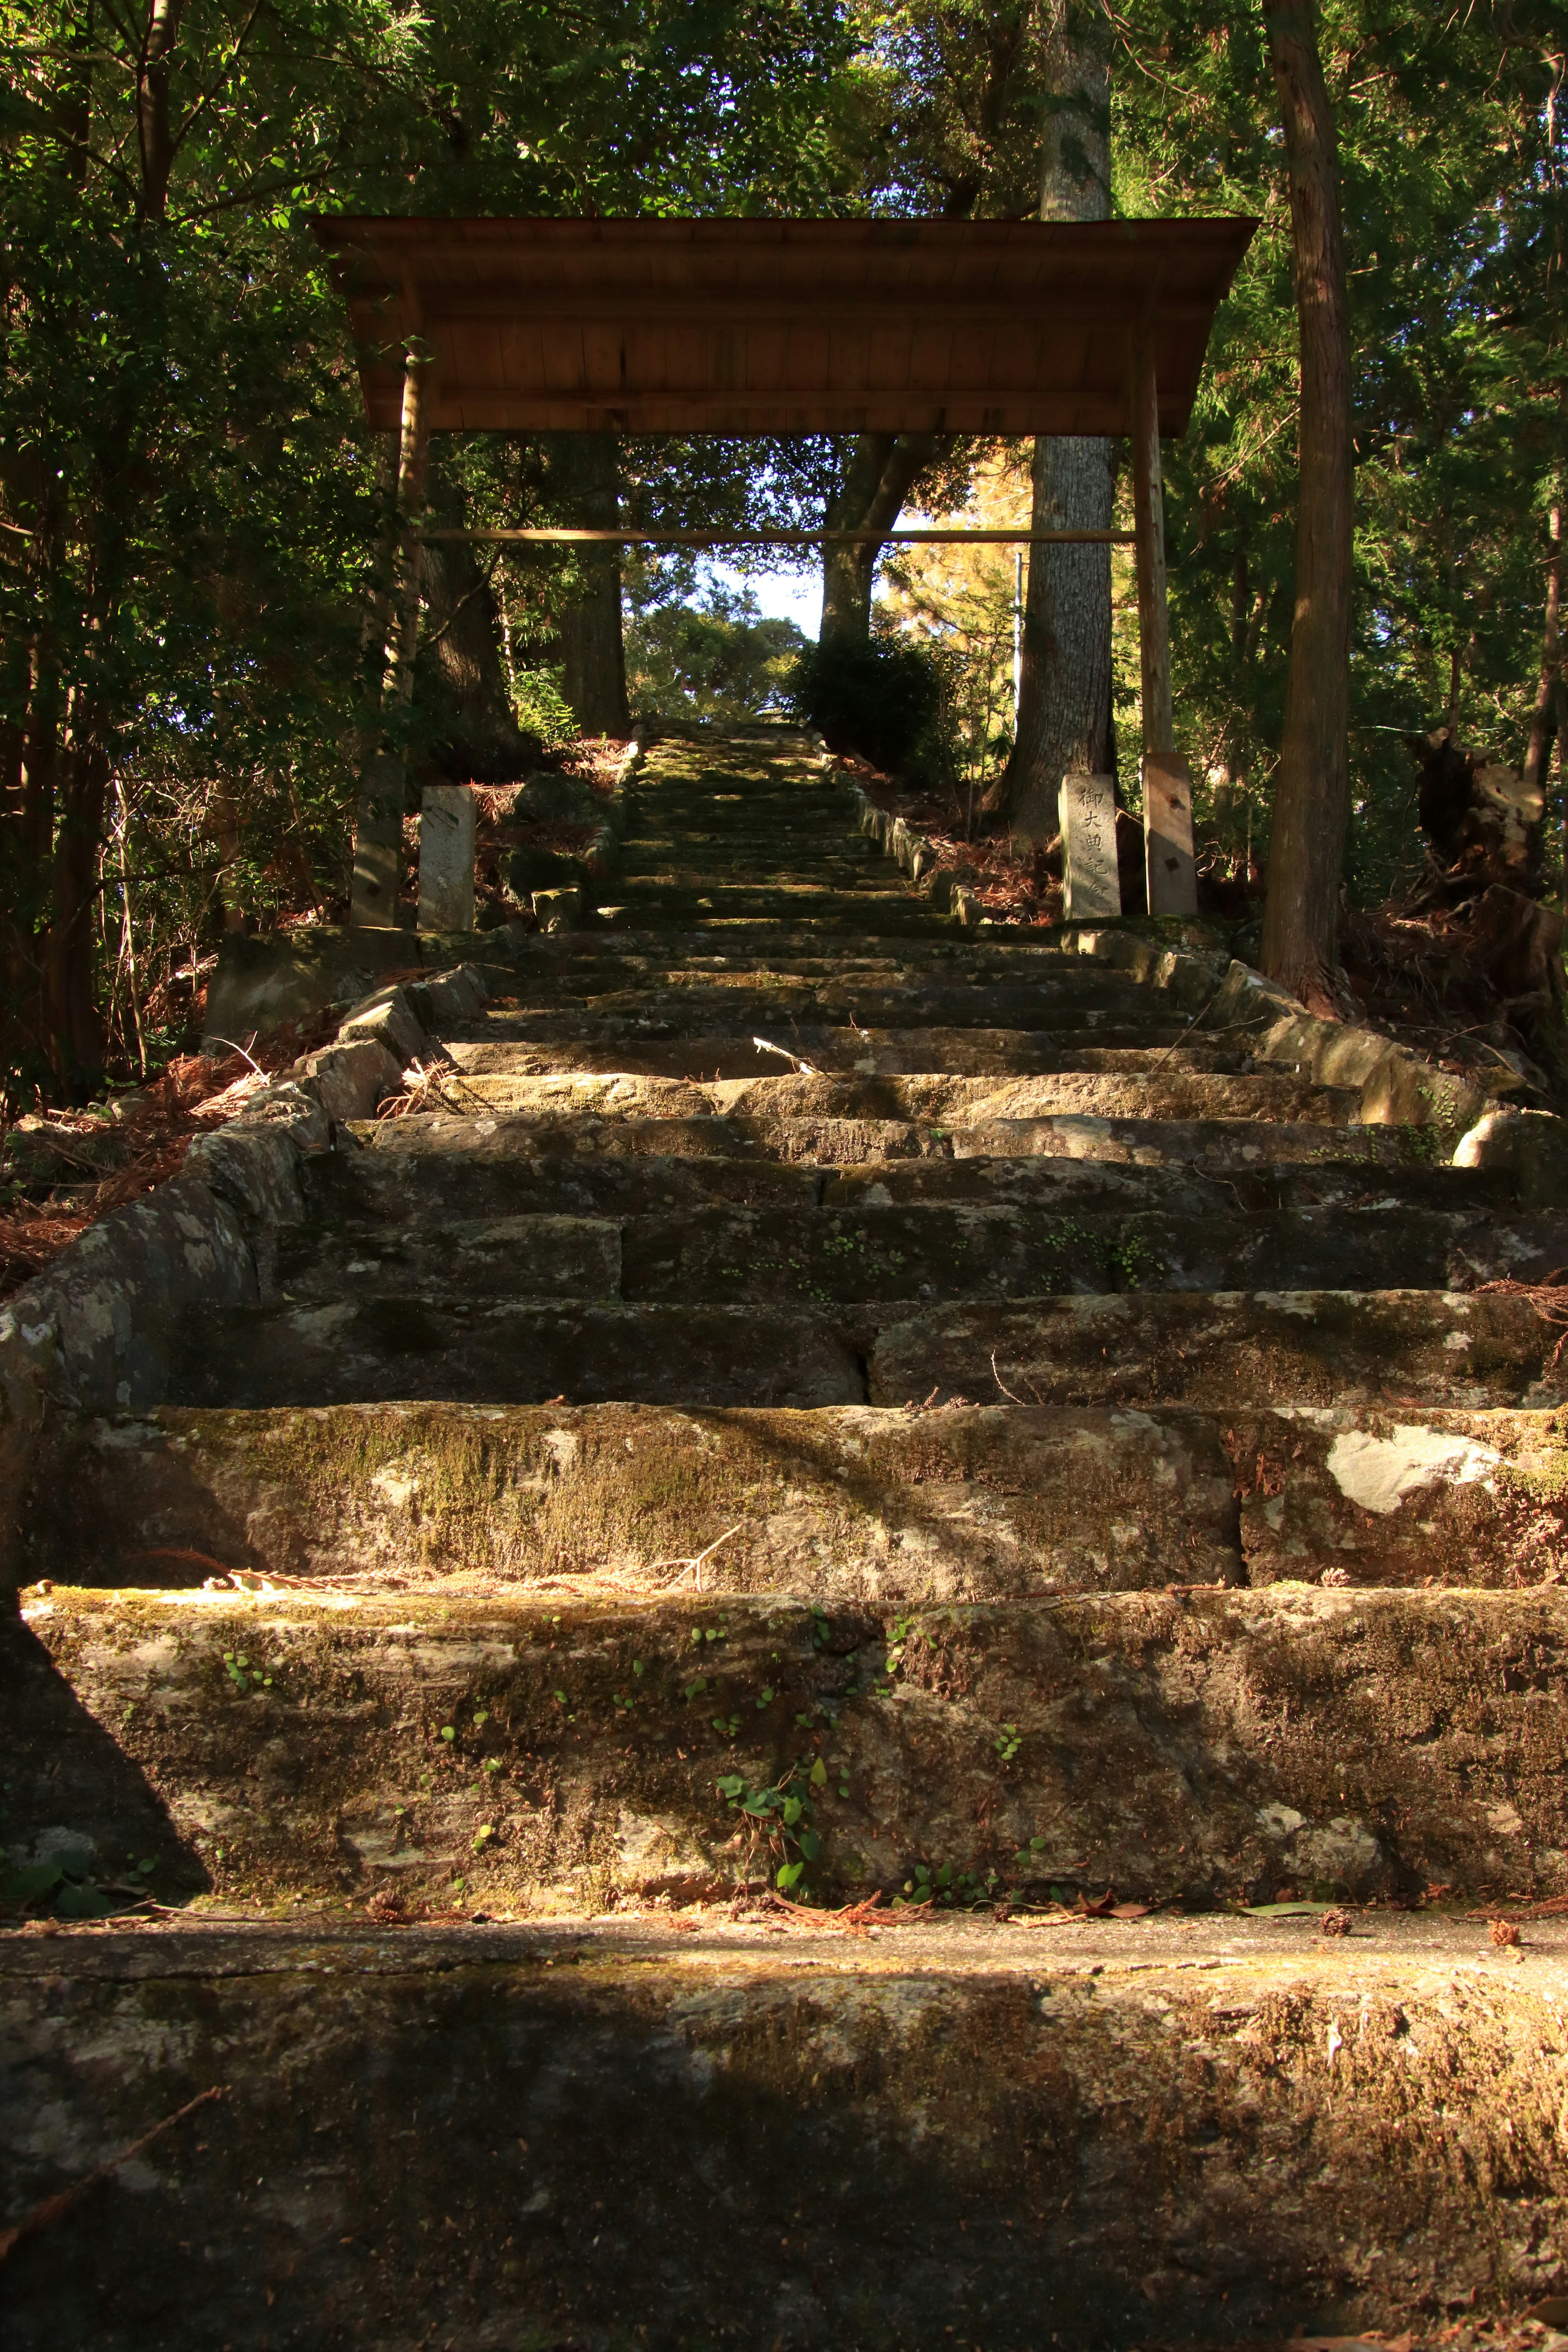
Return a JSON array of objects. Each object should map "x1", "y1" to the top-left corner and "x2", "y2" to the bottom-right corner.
[
  {"x1": 625, "y1": 581, "x2": 807, "y2": 719},
  {"x1": 511, "y1": 668, "x2": 579, "y2": 752},
  {"x1": 1107, "y1": 0, "x2": 1567, "y2": 901},
  {"x1": 787, "y1": 626, "x2": 955, "y2": 777}
]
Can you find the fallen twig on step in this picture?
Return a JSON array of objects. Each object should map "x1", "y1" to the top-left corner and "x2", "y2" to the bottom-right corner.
[
  {"x1": 637, "y1": 1523, "x2": 744, "y2": 1592},
  {"x1": 752, "y1": 1035, "x2": 819, "y2": 1076},
  {"x1": 0, "y1": 2087, "x2": 226, "y2": 2265},
  {"x1": 763, "y1": 1889, "x2": 884, "y2": 1936},
  {"x1": 991, "y1": 1350, "x2": 1040, "y2": 1406}
]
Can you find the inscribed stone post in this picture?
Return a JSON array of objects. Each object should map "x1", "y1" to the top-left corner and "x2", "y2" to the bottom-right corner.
[
  {"x1": 1143, "y1": 753, "x2": 1197, "y2": 917},
  {"x1": 1060, "y1": 772, "x2": 1121, "y2": 919},
  {"x1": 418, "y1": 785, "x2": 477, "y2": 932}
]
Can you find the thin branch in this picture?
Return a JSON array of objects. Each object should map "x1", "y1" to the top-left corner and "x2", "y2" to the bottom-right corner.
[{"x1": 0, "y1": 2089, "x2": 226, "y2": 2267}]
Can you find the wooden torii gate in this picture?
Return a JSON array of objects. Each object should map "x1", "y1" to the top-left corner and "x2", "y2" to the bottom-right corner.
[{"x1": 314, "y1": 213, "x2": 1255, "y2": 928}]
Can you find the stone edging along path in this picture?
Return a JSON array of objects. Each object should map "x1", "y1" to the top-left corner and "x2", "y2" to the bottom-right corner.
[
  {"x1": 817, "y1": 727, "x2": 1568, "y2": 1195},
  {"x1": 4, "y1": 722, "x2": 1567, "y2": 1571},
  {"x1": 0, "y1": 739, "x2": 652, "y2": 1549}
]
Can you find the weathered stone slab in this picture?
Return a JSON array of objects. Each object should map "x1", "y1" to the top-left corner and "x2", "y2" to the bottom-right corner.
[
  {"x1": 169, "y1": 1300, "x2": 865, "y2": 1411},
  {"x1": 872, "y1": 1289, "x2": 1568, "y2": 1410},
  {"x1": 292, "y1": 1036, "x2": 403, "y2": 1123},
  {"x1": 1223, "y1": 1404, "x2": 1568, "y2": 1586},
  {"x1": 21, "y1": 1401, "x2": 1242, "y2": 1595},
  {"x1": 336, "y1": 982, "x2": 427, "y2": 1067},
  {"x1": 3, "y1": 1918, "x2": 1564, "y2": 2350},
  {"x1": 12, "y1": 1586, "x2": 1568, "y2": 1911},
  {"x1": 1060, "y1": 770, "x2": 1121, "y2": 918},
  {"x1": 278, "y1": 1212, "x2": 623, "y2": 1303},
  {"x1": 441, "y1": 1069, "x2": 1363, "y2": 1128},
  {"x1": 417, "y1": 784, "x2": 477, "y2": 932}
]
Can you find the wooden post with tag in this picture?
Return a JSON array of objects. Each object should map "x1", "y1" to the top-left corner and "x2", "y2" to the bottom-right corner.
[
  {"x1": 1130, "y1": 324, "x2": 1196, "y2": 917},
  {"x1": 351, "y1": 292, "x2": 431, "y2": 928}
]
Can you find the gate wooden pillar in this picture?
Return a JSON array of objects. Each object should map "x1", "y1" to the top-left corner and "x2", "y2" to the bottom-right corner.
[
  {"x1": 351, "y1": 307, "x2": 431, "y2": 929},
  {"x1": 1130, "y1": 327, "x2": 1197, "y2": 917}
]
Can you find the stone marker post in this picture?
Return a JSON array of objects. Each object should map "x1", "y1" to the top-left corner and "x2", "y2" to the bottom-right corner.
[
  {"x1": 1143, "y1": 753, "x2": 1197, "y2": 917},
  {"x1": 1060, "y1": 771, "x2": 1122, "y2": 919},
  {"x1": 418, "y1": 785, "x2": 477, "y2": 932}
]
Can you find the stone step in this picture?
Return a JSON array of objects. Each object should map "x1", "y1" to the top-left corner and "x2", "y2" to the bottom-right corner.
[
  {"x1": 467, "y1": 986, "x2": 1191, "y2": 1033},
  {"x1": 440, "y1": 1068, "x2": 1361, "y2": 1125},
  {"x1": 318, "y1": 1125, "x2": 1512, "y2": 1224},
  {"x1": 477, "y1": 981, "x2": 1178, "y2": 1029},
  {"x1": 13, "y1": 1585, "x2": 1567, "y2": 1913},
  {"x1": 1, "y1": 1913, "x2": 1559, "y2": 2350},
  {"x1": 342, "y1": 1108, "x2": 1461, "y2": 1179},
  {"x1": 871, "y1": 1289, "x2": 1568, "y2": 1411},
  {"x1": 444, "y1": 1031, "x2": 1247, "y2": 1081},
  {"x1": 168, "y1": 1288, "x2": 1564, "y2": 1415},
  {"x1": 27, "y1": 1400, "x2": 1565, "y2": 1599},
  {"x1": 602, "y1": 897, "x2": 949, "y2": 934},
  {"x1": 170, "y1": 1298, "x2": 869, "y2": 1410},
  {"x1": 26, "y1": 1400, "x2": 1240, "y2": 1595},
  {"x1": 270, "y1": 1203, "x2": 1568, "y2": 1309}
]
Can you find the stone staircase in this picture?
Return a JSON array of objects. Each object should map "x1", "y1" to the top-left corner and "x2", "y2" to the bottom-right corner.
[{"x1": 8, "y1": 723, "x2": 1568, "y2": 2350}]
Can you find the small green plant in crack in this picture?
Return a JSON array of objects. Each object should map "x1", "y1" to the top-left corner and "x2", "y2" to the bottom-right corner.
[
  {"x1": 994, "y1": 1723, "x2": 1022, "y2": 1763},
  {"x1": 1106, "y1": 1234, "x2": 1163, "y2": 1290},
  {"x1": 716, "y1": 1755, "x2": 824, "y2": 1893},
  {"x1": 895, "y1": 1860, "x2": 999, "y2": 1910},
  {"x1": 222, "y1": 1650, "x2": 275, "y2": 1693}
]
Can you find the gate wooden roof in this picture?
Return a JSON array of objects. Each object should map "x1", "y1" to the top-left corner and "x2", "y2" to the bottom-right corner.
[{"x1": 313, "y1": 215, "x2": 1255, "y2": 439}]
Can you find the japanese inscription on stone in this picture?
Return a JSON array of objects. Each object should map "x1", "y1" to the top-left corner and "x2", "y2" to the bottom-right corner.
[{"x1": 1061, "y1": 771, "x2": 1121, "y2": 919}]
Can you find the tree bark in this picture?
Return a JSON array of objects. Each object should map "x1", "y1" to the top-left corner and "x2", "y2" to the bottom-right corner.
[
  {"x1": 553, "y1": 434, "x2": 629, "y2": 736},
  {"x1": 993, "y1": 4, "x2": 1113, "y2": 842},
  {"x1": 45, "y1": 699, "x2": 109, "y2": 1094},
  {"x1": 819, "y1": 432, "x2": 941, "y2": 644},
  {"x1": 416, "y1": 450, "x2": 528, "y2": 782},
  {"x1": 1257, "y1": 0, "x2": 1354, "y2": 1009},
  {"x1": 1523, "y1": 501, "x2": 1562, "y2": 820},
  {"x1": 135, "y1": 0, "x2": 185, "y2": 220}
]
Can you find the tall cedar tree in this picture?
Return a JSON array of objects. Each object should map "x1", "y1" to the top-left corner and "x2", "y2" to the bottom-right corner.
[{"x1": 1256, "y1": 0, "x2": 1354, "y2": 1004}]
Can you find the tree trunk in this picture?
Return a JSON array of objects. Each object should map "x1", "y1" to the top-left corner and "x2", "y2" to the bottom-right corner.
[
  {"x1": 45, "y1": 700, "x2": 109, "y2": 1096},
  {"x1": 553, "y1": 435, "x2": 629, "y2": 736},
  {"x1": 416, "y1": 452, "x2": 529, "y2": 782},
  {"x1": 819, "y1": 432, "x2": 941, "y2": 645},
  {"x1": 993, "y1": 6, "x2": 1112, "y2": 842},
  {"x1": 1523, "y1": 501, "x2": 1562, "y2": 817},
  {"x1": 1257, "y1": 0, "x2": 1354, "y2": 1009}
]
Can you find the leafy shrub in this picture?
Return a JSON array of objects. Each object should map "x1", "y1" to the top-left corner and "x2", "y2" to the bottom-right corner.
[{"x1": 786, "y1": 629, "x2": 953, "y2": 779}]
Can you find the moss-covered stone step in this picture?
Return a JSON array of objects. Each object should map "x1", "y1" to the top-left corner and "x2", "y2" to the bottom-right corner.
[
  {"x1": 444, "y1": 1031, "x2": 1245, "y2": 1081},
  {"x1": 444, "y1": 1067, "x2": 1360, "y2": 1125},
  {"x1": 824, "y1": 1149, "x2": 1515, "y2": 1216},
  {"x1": 341, "y1": 1107, "x2": 1476, "y2": 1178},
  {"x1": 170, "y1": 1297, "x2": 869, "y2": 1410},
  {"x1": 317, "y1": 1125, "x2": 1511, "y2": 1225},
  {"x1": 27, "y1": 1399, "x2": 1567, "y2": 1599},
  {"x1": 269, "y1": 1202, "x2": 1568, "y2": 1309},
  {"x1": 871, "y1": 1288, "x2": 1568, "y2": 1410},
  {"x1": 13, "y1": 1586, "x2": 1568, "y2": 1913},
  {"x1": 2, "y1": 1916, "x2": 1563, "y2": 2352},
  {"x1": 24, "y1": 1400, "x2": 1242, "y2": 1595}
]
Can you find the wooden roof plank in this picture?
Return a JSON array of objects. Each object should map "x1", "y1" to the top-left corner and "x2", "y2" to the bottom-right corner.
[{"x1": 313, "y1": 213, "x2": 1254, "y2": 436}]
